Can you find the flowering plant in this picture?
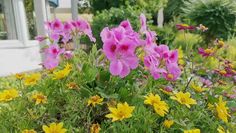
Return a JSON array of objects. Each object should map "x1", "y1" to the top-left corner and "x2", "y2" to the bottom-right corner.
[{"x1": 0, "y1": 14, "x2": 235, "y2": 133}]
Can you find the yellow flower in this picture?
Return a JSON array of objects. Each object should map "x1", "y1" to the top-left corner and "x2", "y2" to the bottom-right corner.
[
  {"x1": 163, "y1": 119, "x2": 174, "y2": 128},
  {"x1": 144, "y1": 93, "x2": 169, "y2": 117},
  {"x1": 32, "y1": 92, "x2": 47, "y2": 105},
  {"x1": 0, "y1": 88, "x2": 19, "y2": 102},
  {"x1": 24, "y1": 73, "x2": 41, "y2": 86},
  {"x1": 66, "y1": 82, "x2": 78, "y2": 89},
  {"x1": 207, "y1": 103, "x2": 214, "y2": 110},
  {"x1": 87, "y1": 95, "x2": 103, "y2": 107},
  {"x1": 22, "y1": 129, "x2": 37, "y2": 133},
  {"x1": 90, "y1": 123, "x2": 101, "y2": 133},
  {"x1": 178, "y1": 48, "x2": 185, "y2": 65},
  {"x1": 53, "y1": 64, "x2": 72, "y2": 80},
  {"x1": 204, "y1": 48, "x2": 214, "y2": 55},
  {"x1": 160, "y1": 89, "x2": 173, "y2": 95},
  {"x1": 216, "y1": 96, "x2": 230, "y2": 123},
  {"x1": 15, "y1": 73, "x2": 25, "y2": 80},
  {"x1": 191, "y1": 83, "x2": 206, "y2": 93},
  {"x1": 42, "y1": 122, "x2": 67, "y2": 133},
  {"x1": 106, "y1": 102, "x2": 135, "y2": 122},
  {"x1": 171, "y1": 91, "x2": 197, "y2": 108},
  {"x1": 217, "y1": 126, "x2": 230, "y2": 133},
  {"x1": 184, "y1": 129, "x2": 201, "y2": 133},
  {"x1": 144, "y1": 93, "x2": 161, "y2": 105}
]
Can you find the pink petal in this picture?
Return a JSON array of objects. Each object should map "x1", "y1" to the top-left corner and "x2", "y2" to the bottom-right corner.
[
  {"x1": 109, "y1": 60, "x2": 123, "y2": 76},
  {"x1": 119, "y1": 63, "x2": 130, "y2": 78}
]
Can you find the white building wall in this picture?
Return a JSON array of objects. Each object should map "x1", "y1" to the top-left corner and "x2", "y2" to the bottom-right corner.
[{"x1": 0, "y1": 45, "x2": 41, "y2": 76}]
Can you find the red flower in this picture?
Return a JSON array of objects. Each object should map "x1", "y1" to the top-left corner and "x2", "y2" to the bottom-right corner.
[{"x1": 176, "y1": 24, "x2": 195, "y2": 31}]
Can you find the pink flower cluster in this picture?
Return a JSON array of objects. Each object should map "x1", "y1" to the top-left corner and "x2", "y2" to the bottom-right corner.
[
  {"x1": 100, "y1": 20, "x2": 140, "y2": 78},
  {"x1": 36, "y1": 18, "x2": 96, "y2": 69},
  {"x1": 101, "y1": 14, "x2": 181, "y2": 81}
]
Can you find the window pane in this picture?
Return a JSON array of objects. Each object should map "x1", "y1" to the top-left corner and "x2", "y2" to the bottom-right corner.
[
  {"x1": 0, "y1": 0, "x2": 17, "y2": 40},
  {"x1": 24, "y1": 0, "x2": 37, "y2": 40}
]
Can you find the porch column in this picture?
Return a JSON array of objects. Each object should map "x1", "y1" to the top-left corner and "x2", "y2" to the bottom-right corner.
[
  {"x1": 33, "y1": 0, "x2": 51, "y2": 37},
  {"x1": 71, "y1": 0, "x2": 78, "y2": 20},
  {"x1": 12, "y1": 0, "x2": 29, "y2": 45}
]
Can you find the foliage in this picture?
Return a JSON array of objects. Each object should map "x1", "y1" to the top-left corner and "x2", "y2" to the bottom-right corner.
[
  {"x1": 1, "y1": 12, "x2": 236, "y2": 133},
  {"x1": 89, "y1": 0, "x2": 167, "y2": 14},
  {"x1": 24, "y1": 0, "x2": 37, "y2": 40},
  {"x1": 164, "y1": 0, "x2": 186, "y2": 23},
  {"x1": 182, "y1": 0, "x2": 236, "y2": 40},
  {"x1": 173, "y1": 32, "x2": 203, "y2": 50}
]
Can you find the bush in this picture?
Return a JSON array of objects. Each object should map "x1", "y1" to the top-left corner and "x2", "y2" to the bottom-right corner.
[
  {"x1": 164, "y1": 0, "x2": 185, "y2": 23},
  {"x1": 173, "y1": 33, "x2": 203, "y2": 50},
  {"x1": 182, "y1": 0, "x2": 236, "y2": 40}
]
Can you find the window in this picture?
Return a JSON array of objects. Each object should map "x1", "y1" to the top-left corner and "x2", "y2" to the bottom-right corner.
[{"x1": 0, "y1": 0, "x2": 17, "y2": 40}]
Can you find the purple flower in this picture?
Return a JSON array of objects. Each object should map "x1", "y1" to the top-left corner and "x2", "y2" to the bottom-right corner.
[
  {"x1": 35, "y1": 35, "x2": 46, "y2": 42},
  {"x1": 140, "y1": 13, "x2": 147, "y2": 33},
  {"x1": 101, "y1": 21, "x2": 140, "y2": 78},
  {"x1": 63, "y1": 51, "x2": 73, "y2": 59},
  {"x1": 163, "y1": 63, "x2": 181, "y2": 81},
  {"x1": 43, "y1": 56, "x2": 59, "y2": 69},
  {"x1": 198, "y1": 48, "x2": 214, "y2": 57},
  {"x1": 45, "y1": 44, "x2": 64, "y2": 58}
]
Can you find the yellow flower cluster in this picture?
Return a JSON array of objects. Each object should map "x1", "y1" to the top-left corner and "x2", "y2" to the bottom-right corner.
[
  {"x1": 215, "y1": 96, "x2": 230, "y2": 123},
  {"x1": 106, "y1": 102, "x2": 135, "y2": 122},
  {"x1": 144, "y1": 93, "x2": 169, "y2": 117},
  {"x1": 171, "y1": 91, "x2": 197, "y2": 108},
  {"x1": 53, "y1": 64, "x2": 72, "y2": 80},
  {"x1": 24, "y1": 73, "x2": 41, "y2": 86},
  {"x1": 0, "y1": 88, "x2": 19, "y2": 102}
]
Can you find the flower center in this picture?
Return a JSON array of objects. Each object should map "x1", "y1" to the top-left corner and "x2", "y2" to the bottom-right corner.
[
  {"x1": 180, "y1": 97, "x2": 186, "y2": 103},
  {"x1": 167, "y1": 74, "x2": 174, "y2": 79},
  {"x1": 110, "y1": 44, "x2": 117, "y2": 53},
  {"x1": 204, "y1": 49, "x2": 213, "y2": 54}
]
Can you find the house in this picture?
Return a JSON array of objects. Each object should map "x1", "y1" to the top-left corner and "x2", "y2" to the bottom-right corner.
[{"x1": 0, "y1": 0, "x2": 80, "y2": 76}]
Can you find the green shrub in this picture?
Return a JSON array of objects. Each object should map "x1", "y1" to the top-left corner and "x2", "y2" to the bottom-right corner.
[
  {"x1": 182, "y1": 0, "x2": 236, "y2": 40},
  {"x1": 164, "y1": 0, "x2": 185, "y2": 23},
  {"x1": 173, "y1": 33, "x2": 203, "y2": 50},
  {"x1": 150, "y1": 23, "x2": 177, "y2": 45}
]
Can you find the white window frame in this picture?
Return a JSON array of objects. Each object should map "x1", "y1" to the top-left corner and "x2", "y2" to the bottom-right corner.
[{"x1": 0, "y1": 0, "x2": 39, "y2": 48}]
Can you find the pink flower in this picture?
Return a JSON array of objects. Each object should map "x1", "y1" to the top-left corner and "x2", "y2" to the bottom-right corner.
[
  {"x1": 120, "y1": 20, "x2": 133, "y2": 31},
  {"x1": 43, "y1": 56, "x2": 59, "y2": 69},
  {"x1": 163, "y1": 63, "x2": 181, "y2": 81},
  {"x1": 140, "y1": 13, "x2": 147, "y2": 33},
  {"x1": 74, "y1": 18, "x2": 96, "y2": 42},
  {"x1": 35, "y1": 35, "x2": 46, "y2": 42},
  {"x1": 101, "y1": 22, "x2": 140, "y2": 78},
  {"x1": 199, "y1": 77, "x2": 212, "y2": 87},
  {"x1": 51, "y1": 18, "x2": 63, "y2": 32},
  {"x1": 45, "y1": 44, "x2": 64, "y2": 58},
  {"x1": 63, "y1": 51, "x2": 73, "y2": 59},
  {"x1": 164, "y1": 86, "x2": 173, "y2": 92},
  {"x1": 63, "y1": 21, "x2": 73, "y2": 32},
  {"x1": 198, "y1": 48, "x2": 214, "y2": 57}
]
